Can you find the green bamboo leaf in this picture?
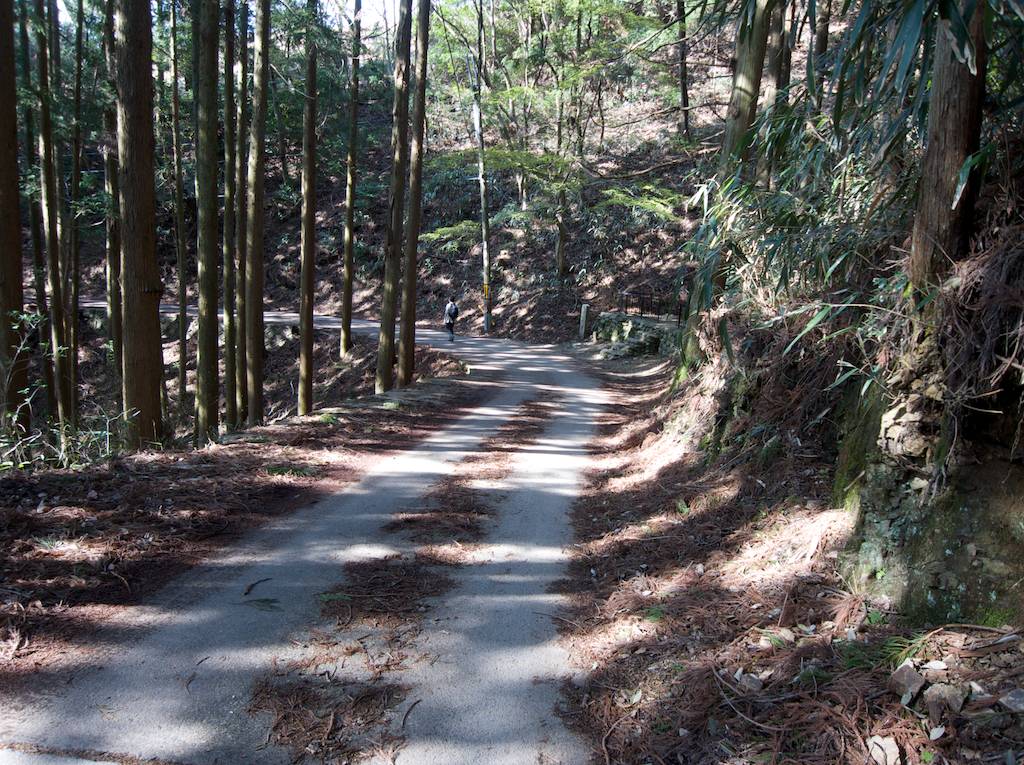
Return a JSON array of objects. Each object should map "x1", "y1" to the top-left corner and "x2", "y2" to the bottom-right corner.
[{"x1": 784, "y1": 305, "x2": 831, "y2": 355}]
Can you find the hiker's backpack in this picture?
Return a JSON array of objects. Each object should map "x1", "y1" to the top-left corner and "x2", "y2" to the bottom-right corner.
[{"x1": 445, "y1": 302, "x2": 458, "y2": 322}]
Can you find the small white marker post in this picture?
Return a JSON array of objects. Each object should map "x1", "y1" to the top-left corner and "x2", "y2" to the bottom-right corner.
[{"x1": 579, "y1": 303, "x2": 590, "y2": 339}]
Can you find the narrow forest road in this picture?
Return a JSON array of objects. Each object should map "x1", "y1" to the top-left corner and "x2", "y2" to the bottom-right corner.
[{"x1": 0, "y1": 311, "x2": 605, "y2": 765}]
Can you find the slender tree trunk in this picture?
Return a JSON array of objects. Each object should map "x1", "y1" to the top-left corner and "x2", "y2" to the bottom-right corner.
[
  {"x1": 720, "y1": 0, "x2": 772, "y2": 167},
  {"x1": 677, "y1": 0, "x2": 690, "y2": 138},
  {"x1": 245, "y1": 0, "x2": 271, "y2": 425},
  {"x1": 776, "y1": 0, "x2": 793, "y2": 102},
  {"x1": 116, "y1": 0, "x2": 165, "y2": 447},
  {"x1": 339, "y1": 0, "x2": 361, "y2": 356},
  {"x1": 555, "y1": 188, "x2": 568, "y2": 277},
  {"x1": 813, "y1": 0, "x2": 831, "y2": 58},
  {"x1": 222, "y1": 0, "x2": 237, "y2": 429},
  {"x1": 66, "y1": 0, "x2": 84, "y2": 420},
  {"x1": 397, "y1": 0, "x2": 430, "y2": 387},
  {"x1": 271, "y1": 70, "x2": 291, "y2": 188},
  {"x1": 0, "y1": 0, "x2": 28, "y2": 430},
  {"x1": 18, "y1": 0, "x2": 55, "y2": 419},
  {"x1": 473, "y1": 0, "x2": 492, "y2": 331},
  {"x1": 908, "y1": 3, "x2": 987, "y2": 293},
  {"x1": 235, "y1": 0, "x2": 249, "y2": 421},
  {"x1": 757, "y1": 1, "x2": 783, "y2": 185},
  {"x1": 374, "y1": 0, "x2": 412, "y2": 394},
  {"x1": 194, "y1": 0, "x2": 220, "y2": 443},
  {"x1": 170, "y1": 0, "x2": 189, "y2": 414},
  {"x1": 298, "y1": 0, "x2": 318, "y2": 415},
  {"x1": 33, "y1": 0, "x2": 72, "y2": 438},
  {"x1": 102, "y1": 0, "x2": 122, "y2": 396}
]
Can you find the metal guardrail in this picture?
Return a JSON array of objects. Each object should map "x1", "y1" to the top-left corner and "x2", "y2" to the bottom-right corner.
[{"x1": 617, "y1": 287, "x2": 683, "y2": 325}]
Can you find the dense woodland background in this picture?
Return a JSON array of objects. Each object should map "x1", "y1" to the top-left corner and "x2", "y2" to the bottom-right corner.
[{"x1": 0, "y1": 0, "x2": 1023, "y2": 758}]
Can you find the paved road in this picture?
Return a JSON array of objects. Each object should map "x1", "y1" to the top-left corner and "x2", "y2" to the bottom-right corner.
[{"x1": 0, "y1": 314, "x2": 605, "y2": 765}]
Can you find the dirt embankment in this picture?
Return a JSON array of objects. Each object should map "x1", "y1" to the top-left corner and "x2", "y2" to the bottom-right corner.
[{"x1": 556, "y1": 343, "x2": 1024, "y2": 764}]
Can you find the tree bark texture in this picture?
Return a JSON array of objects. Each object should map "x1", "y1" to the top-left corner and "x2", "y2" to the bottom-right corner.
[
  {"x1": 397, "y1": 0, "x2": 430, "y2": 387},
  {"x1": 374, "y1": 0, "x2": 412, "y2": 394},
  {"x1": 245, "y1": 0, "x2": 271, "y2": 425},
  {"x1": 340, "y1": 0, "x2": 361, "y2": 357},
  {"x1": 223, "y1": 0, "x2": 238, "y2": 429},
  {"x1": 235, "y1": 0, "x2": 250, "y2": 421},
  {"x1": 170, "y1": 0, "x2": 189, "y2": 414},
  {"x1": 298, "y1": 0, "x2": 318, "y2": 415},
  {"x1": 33, "y1": 0, "x2": 72, "y2": 436},
  {"x1": 0, "y1": 0, "x2": 28, "y2": 429},
  {"x1": 195, "y1": 0, "x2": 220, "y2": 443},
  {"x1": 115, "y1": 0, "x2": 165, "y2": 447},
  {"x1": 908, "y1": 4, "x2": 987, "y2": 291},
  {"x1": 18, "y1": 0, "x2": 55, "y2": 419},
  {"x1": 721, "y1": 0, "x2": 772, "y2": 167},
  {"x1": 677, "y1": 0, "x2": 690, "y2": 138},
  {"x1": 473, "y1": 0, "x2": 492, "y2": 330},
  {"x1": 102, "y1": 0, "x2": 122, "y2": 396}
]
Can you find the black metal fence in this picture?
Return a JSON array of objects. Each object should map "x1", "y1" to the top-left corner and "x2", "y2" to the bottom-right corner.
[{"x1": 617, "y1": 287, "x2": 683, "y2": 325}]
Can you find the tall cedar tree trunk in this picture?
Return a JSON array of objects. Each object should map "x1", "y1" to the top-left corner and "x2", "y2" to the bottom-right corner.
[
  {"x1": 67, "y1": 0, "x2": 83, "y2": 419},
  {"x1": 397, "y1": 0, "x2": 430, "y2": 387},
  {"x1": 170, "y1": 0, "x2": 189, "y2": 412},
  {"x1": 195, "y1": 0, "x2": 220, "y2": 443},
  {"x1": 473, "y1": 0, "x2": 493, "y2": 328},
  {"x1": 339, "y1": 0, "x2": 361, "y2": 356},
  {"x1": 20, "y1": 0, "x2": 55, "y2": 420},
  {"x1": 0, "y1": 0, "x2": 28, "y2": 430},
  {"x1": 102, "y1": 0, "x2": 122, "y2": 398},
  {"x1": 33, "y1": 0, "x2": 72, "y2": 437},
  {"x1": 298, "y1": 0, "x2": 318, "y2": 414},
  {"x1": 374, "y1": 0, "x2": 412, "y2": 394},
  {"x1": 116, "y1": 0, "x2": 165, "y2": 446},
  {"x1": 46, "y1": 0, "x2": 69, "y2": 322},
  {"x1": 223, "y1": 0, "x2": 238, "y2": 428},
  {"x1": 245, "y1": 0, "x2": 271, "y2": 424},
  {"x1": 677, "y1": 0, "x2": 690, "y2": 138},
  {"x1": 908, "y1": 4, "x2": 987, "y2": 292},
  {"x1": 235, "y1": 0, "x2": 249, "y2": 421},
  {"x1": 720, "y1": 0, "x2": 772, "y2": 167}
]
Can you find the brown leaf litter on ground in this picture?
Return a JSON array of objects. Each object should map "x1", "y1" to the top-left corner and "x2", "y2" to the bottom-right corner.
[
  {"x1": 0, "y1": 358, "x2": 491, "y2": 678},
  {"x1": 249, "y1": 676, "x2": 408, "y2": 764},
  {"x1": 248, "y1": 393, "x2": 564, "y2": 763},
  {"x1": 555, "y1": 352, "x2": 1024, "y2": 764}
]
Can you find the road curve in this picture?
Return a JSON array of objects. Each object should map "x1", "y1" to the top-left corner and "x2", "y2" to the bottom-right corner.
[{"x1": 0, "y1": 313, "x2": 605, "y2": 765}]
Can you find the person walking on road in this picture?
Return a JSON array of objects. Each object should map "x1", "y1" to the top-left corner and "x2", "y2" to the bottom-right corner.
[{"x1": 443, "y1": 297, "x2": 459, "y2": 341}]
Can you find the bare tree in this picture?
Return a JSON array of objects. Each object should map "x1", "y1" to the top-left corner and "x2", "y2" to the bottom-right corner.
[
  {"x1": 0, "y1": 0, "x2": 28, "y2": 429},
  {"x1": 195, "y1": 0, "x2": 220, "y2": 443},
  {"x1": 473, "y1": 0, "x2": 493, "y2": 327},
  {"x1": 223, "y1": 0, "x2": 238, "y2": 429},
  {"x1": 397, "y1": 0, "x2": 431, "y2": 387},
  {"x1": 339, "y1": 0, "x2": 361, "y2": 357},
  {"x1": 116, "y1": 0, "x2": 165, "y2": 446},
  {"x1": 245, "y1": 0, "x2": 271, "y2": 425},
  {"x1": 235, "y1": 0, "x2": 250, "y2": 421},
  {"x1": 170, "y1": 0, "x2": 189, "y2": 412},
  {"x1": 33, "y1": 0, "x2": 72, "y2": 437},
  {"x1": 102, "y1": 0, "x2": 122, "y2": 395},
  {"x1": 298, "y1": 0, "x2": 318, "y2": 415},
  {"x1": 375, "y1": 0, "x2": 413, "y2": 394},
  {"x1": 17, "y1": 0, "x2": 54, "y2": 419}
]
